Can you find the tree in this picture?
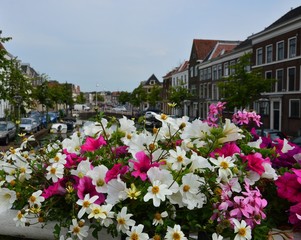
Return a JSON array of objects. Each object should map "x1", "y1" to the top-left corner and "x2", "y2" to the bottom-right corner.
[
  {"x1": 118, "y1": 91, "x2": 131, "y2": 105},
  {"x1": 168, "y1": 83, "x2": 192, "y2": 114},
  {"x1": 130, "y1": 85, "x2": 147, "y2": 108},
  {"x1": 147, "y1": 85, "x2": 162, "y2": 108},
  {"x1": 218, "y1": 53, "x2": 276, "y2": 110},
  {"x1": 75, "y1": 92, "x2": 86, "y2": 104}
]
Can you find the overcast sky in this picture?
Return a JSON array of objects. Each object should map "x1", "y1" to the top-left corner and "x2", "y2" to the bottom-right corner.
[{"x1": 1, "y1": 0, "x2": 300, "y2": 92}]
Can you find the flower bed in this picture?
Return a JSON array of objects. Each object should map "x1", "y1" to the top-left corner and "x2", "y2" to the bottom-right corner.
[{"x1": 0, "y1": 102, "x2": 301, "y2": 240}]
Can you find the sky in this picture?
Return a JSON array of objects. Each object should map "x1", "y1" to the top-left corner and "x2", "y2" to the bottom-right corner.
[{"x1": 1, "y1": 0, "x2": 300, "y2": 93}]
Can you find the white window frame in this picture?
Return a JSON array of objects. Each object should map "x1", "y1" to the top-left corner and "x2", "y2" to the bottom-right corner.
[
  {"x1": 266, "y1": 44, "x2": 273, "y2": 63},
  {"x1": 277, "y1": 41, "x2": 284, "y2": 61},
  {"x1": 288, "y1": 37, "x2": 296, "y2": 58},
  {"x1": 289, "y1": 99, "x2": 300, "y2": 117},
  {"x1": 256, "y1": 48, "x2": 263, "y2": 65}
]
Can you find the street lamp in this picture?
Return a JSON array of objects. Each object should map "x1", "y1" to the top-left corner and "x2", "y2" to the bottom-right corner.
[
  {"x1": 258, "y1": 98, "x2": 269, "y2": 137},
  {"x1": 95, "y1": 84, "x2": 99, "y2": 111}
]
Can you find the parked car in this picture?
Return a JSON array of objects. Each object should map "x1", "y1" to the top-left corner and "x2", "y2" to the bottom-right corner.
[
  {"x1": 144, "y1": 111, "x2": 162, "y2": 129},
  {"x1": 28, "y1": 112, "x2": 43, "y2": 131},
  {"x1": 0, "y1": 121, "x2": 17, "y2": 145},
  {"x1": 42, "y1": 112, "x2": 58, "y2": 125},
  {"x1": 291, "y1": 136, "x2": 301, "y2": 147},
  {"x1": 255, "y1": 129, "x2": 288, "y2": 142},
  {"x1": 19, "y1": 118, "x2": 39, "y2": 134},
  {"x1": 112, "y1": 106, "x2": 127, "y2": 112}
]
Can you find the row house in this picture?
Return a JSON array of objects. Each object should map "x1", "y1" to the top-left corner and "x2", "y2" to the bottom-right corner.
[
  {"x1": 184, "y1": 5, "x2": 301, "y2": 136},
  {"x1": 187, "y1": 39, "x2": 241, "y2": 119},
  {"x1": 250, "y1": 5, "x2": 301, "y2": 136},
  {"x1": 140, "y1": 74, "x2": 162, "y2": 110}
]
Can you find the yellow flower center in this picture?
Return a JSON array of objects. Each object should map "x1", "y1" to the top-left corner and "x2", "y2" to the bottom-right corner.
[
  {"x1": 17, "y1": 212, "x2": 23, "y2": 220},
  {"x1": 152, "y1": 186, "x2": 159, "y2": 194},
  {"x1": 153, "y1": 234, "x2": 161, "y2": 240},
  {"x1": 149, "y1": 143, "x2": 156, "y2": 151},
  {"x1": 93, "y1": 208, "x2": 100, "y2": 215},
  {"x1": 73, "y1": 226, "x2": 80, "y2": 234},
  {"x1": 183, "y1": 185, "x2": 190, "y2": 192},
  {"x1": 177, "y1": 156, "x2": 183, "y2": 163},
  {"x1": 20, "y1": 167, "x2": 26, "y2": 173},
  {"x1": 29, "y1": 195, "x2": 36, "y2": 203},
  {"x1": 127, "y1": 134, "x2": 132, "y2": 139},
  {"x1": 97, "y1": 179, "x2": 105, "y2": 187},
  {"x1": 220, "y1": 161, "x2": 229, "y2": 169},
  {"x1": 161, "y1": 114, "x2": 168, "y2": 120},
  {"x1": 118, "y1": 218, "x2": 125, "y2": 225},
  {"x1": 83, "y1": 200, "x2": 90, "y2": 208},
  {"x1": 172, "y1": 232, "x2": 181, "y2": 240},
  {"x1": 54, "y1": 156, "x2": 60, "y2": 162},
  {"x1": 238, "y1": 227, "x2": 246, "y2": 236},
  {"x1": 154, "y1": 212, "x2": 162, "y2": 220},
  {"x1": 130, "y1": 233, "x2": 139, "y2": 240},
  {"x1": 50, "y1": 168, "x2": 56, "y2": 174}
]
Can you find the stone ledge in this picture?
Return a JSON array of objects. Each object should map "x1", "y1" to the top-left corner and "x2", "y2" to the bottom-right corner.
[{"x1": 0, "y1": 209, "x2": 118, "y2": 240}]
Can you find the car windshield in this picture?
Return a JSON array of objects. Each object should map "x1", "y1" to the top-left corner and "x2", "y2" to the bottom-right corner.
[
  {"x1": 21, "y1": 119, "x2": 32, "y2": 124},
  {"x1": 269, "y1": 132, "x2": 286, "y2": 141},
  {"x1": 0, "y1": 124, "x2": 7, "y2": 131}
]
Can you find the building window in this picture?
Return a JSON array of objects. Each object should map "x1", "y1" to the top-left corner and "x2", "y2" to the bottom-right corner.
[
  {"x1": 288, "y1": 37, "x2": 296, "y2": 58},
  {"x1": 199, "y1": 84, "x2": 203, "y2": 98},
  {"x1": 266, "y1": 45, "x2": 273, "y2": 63},
  {"x1": 230, "y1": 60, "x2": 236, "y2": 74},
  {"x1": 265, "y1": 71, "x2": 272, "y2": 79},
  {"x1": 276, "y1": 69, "x2": 284, "y2": 92},
  {"x1": 204, "y1": 69, "x2": 208, "y2": 80},
  {"x1": 256, "y1": 48, "x2": 263, "y2": 65},
  {"x1": 217, "y1": 64, "x2": 222, "y2": 79},
  {"x1": 204, "y1": 84, "x2": 207, "y2": 98},
  {"x1": 212, "y1": 84, "x2": 218, "y2": 100},
  {"x1": 191, "y1": 84, "x2": 196, "y2": 96},
  {"x1": 190, "y1": 67, "x2": 194, "y2": 77},
  {"x1": 290, "y1": 99, "x2": 300, "y2": 117},
  {"x1": 212, "y1": 65, "x2": 217, "y2": 80},
  {"x1": 288, "y1": 67, "x2": 296, "y2": 91},
  {"x1": 224, "y1": 62, "x2": 229, "y2": 76},
  {"x1": 200, "y1": 69, "x2": 204, "y2": 80},
  {"x1": 208, "y1": 67, "x2": 212, "y2": 80},
  {"x1": 277, "y1": 41, "x2": 284, "y2": 60}
]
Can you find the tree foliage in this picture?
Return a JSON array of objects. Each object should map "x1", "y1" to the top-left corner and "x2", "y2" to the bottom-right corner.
[
  {"x1": 147, "y1": 85, "x2": 162, "y2": 108},
  {"x1": 130, "y1": 85, "x2": 147, "y2": 107},
  {"x1": 218, "y1": 53, "x2": 276, "y2": 110},
  {"x1": 168, "y1": 83, "x2": 192, "y2": 111},
  {"x1": 118, "y1": 91, "x2": 131, "y2": 105}
]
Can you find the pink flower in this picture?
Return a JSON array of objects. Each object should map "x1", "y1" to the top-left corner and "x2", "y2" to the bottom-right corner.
[
  {"x1": 42, "y1": 180, "x2": 66, "y2": 199},
  {"x1": 276, "y1": 172, "x2": 301, "y2": 203},
  {"x1": 210, "y1": 142, "x2": 241, "y2": 158},
  {"x1": 77, "y1": 176, "x2": 105, "y2": 205},
  {"x1": 63, "y1": 150, "x2": 86, "y2": 169},
  {"x1": 129, "y1": 151, "x2": 160, "y2": 181},
  {"x1": 81, "y1": 136, "x2": 107, "y2": 152},
  {"x1": 111, "y1": 145, "x2": 129, "y2": 158},
  {"x1": 105, "y1": 163, "x2": 129, "y2": 183},
  {"x1": 243, "y1": 153, "x2": 267, "y2": 176},
  {"x1": 289, "y1": 203, "x2": 301, "y2": 228}
]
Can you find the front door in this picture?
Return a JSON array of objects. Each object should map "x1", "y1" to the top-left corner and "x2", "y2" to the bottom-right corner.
[{"x1": 272, "y1": 101, "x2": 281, "y2": 130}]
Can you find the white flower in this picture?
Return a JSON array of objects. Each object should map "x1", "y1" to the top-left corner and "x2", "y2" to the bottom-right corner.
[
  {"x1": 88, "y1": 203, "x2": 106, "y2": 219},
  {"x1": 212, "y1": 232, "x2": 224, "y2": 240},
  {"x1": 106, "y1": 176, "x2": 128, "y2": 205},
  {"x1": 180, "y1": 119, "x2": 211, "y2": 140},
  {"x1": 14, "y1": 158, "x2": 33, "y2": 181},
  {"x1": 125, "y1": 224, "x2": 149, "y2": 240},
  {"x1": 62, "y1": 131, "x2": 83, "y2": 154},
  {"x1": 247, "y1": 138, "x2": 262, "y2": 149},
  {"x1": 167, "y1": 146, "x2": 191, "y2": 171},
  {"x1": 116, "y1": 207, "x2": 136, "y2": 233},
  {"x1": 144, "y1": 179, "x2": 173, "y2": 207},
  {"x1": 119, "y1": 116, "x2": 136, "y2": 134},
  {"x1": 13, "y1": 210, "x2": 28, "y2": 227},
  {"x1": 180, "y1": 173, "x2": 206, "y2": 209},
  {"x1": 28, "y1": 190, "x2": 45, "y2": 207},
  {"x1": 69, "y1": 219, "x2": 89, "y2": 240},
  {"x1": 76, "y1": 193, "x2": 99, "y2": 218},
  {"x1": 165, "y1": 224, "x2": 187, "y2": 240},
  {"x1": 99, "y1": 204, "x2": 114, "y2": 227},
  {"x1": 87, "y1": 165, "x2": 108, "y2": 193},
  {"x1": 20, "y1": 135, "x2": 35, "y2": 149},
  {"x1": 210, "y1": 156, "x2": 236, "y2": 182},
  {"x1": 46, "y1": 163, "x2": 64, "y2": 182},
  {"x1": 281, "y1": 138, "x2": 295, "y2": 153},
  {"x1": 71, "y1": 159, "x2": 91, "y2": 178},
  {"x1": 83, "y1": 121, "x2": 104, "y2": 137},
  {"x1": 219, "y1": 119, "x2": 244, "y2": 143},
  {"x1": 0, "y1": 188, "x2": 17, "y2": 213},
  {"x1": 189, "y1": 151, "x2": 212, "y2": 172},
  {"x1": 152, "y1": 211, "x2": 168, "y2": 226},
  {"x1": 49, "y1": 152, "x2": 67, "y2": 165},
  {"x1": 232, "y1": 219, "x2": 252, "y2": 240}
]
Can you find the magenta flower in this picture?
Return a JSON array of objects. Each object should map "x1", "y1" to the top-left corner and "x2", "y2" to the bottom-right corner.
[
  {"x1": 63, "y1": 150, "x2": 86, "y2": 169},
  {"x1": 105, "y1": 163, "x2": 129, "y2": 183},
  {"x1": 243, "y1": 152, "x2": 267, "y2": 176},
  {"x1": 129, "y1": 151, "x2": 160, "y2": 181},
  {"x1": 289, "y1": 202, "x2": 301, "y2": 227},
  {"x1": 210, "y1": 142, "x2": 241, "y2": 158},
  {"x1": 42, "y1": 179, "x2": 66, "y2": 199},
  {"x1": 81, "y1": 135, "x2": 107, "y2": 152},
  {"x1": 111, "y1": 145, "x2": 129, "y2": 158},
  {"x1": 77, "y1": 176, "x2": 105, "y2": 204},
  {"x1": 276, "y1": 172, "x2": 301, "y2": 203}
]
